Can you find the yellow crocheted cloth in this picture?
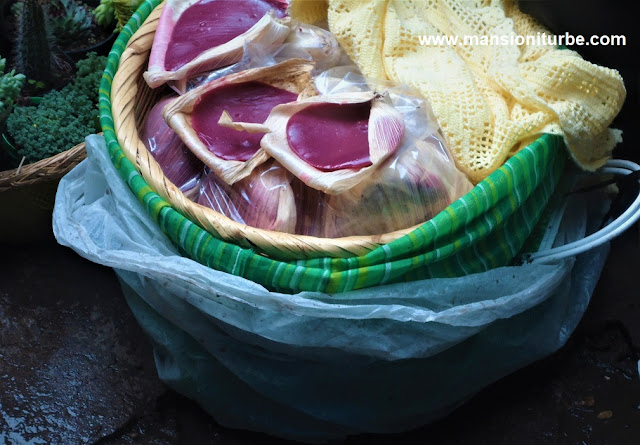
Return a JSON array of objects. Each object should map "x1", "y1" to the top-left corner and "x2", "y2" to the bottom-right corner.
[{"x1": 289, "y1": 0, "x2": 626, "y2": 182}]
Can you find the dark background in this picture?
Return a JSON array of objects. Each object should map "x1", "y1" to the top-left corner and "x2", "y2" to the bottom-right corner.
[{"x1": 519, "y1": 0, "x2": 639, "y2": 164}]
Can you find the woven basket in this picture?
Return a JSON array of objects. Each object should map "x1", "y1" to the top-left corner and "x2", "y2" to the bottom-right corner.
[
  {"x1": 101, "y1": 0, "x2": 566, "y2": 293},
  {"x1": 0, "y1": 141, "x2": 86, "y2": 241},
  {"x1": 0, "y1": 141, "x2": 86, "y2": 193},
  {"x1": 110, "y1": 2, "x2": 422, "y2": 259}
]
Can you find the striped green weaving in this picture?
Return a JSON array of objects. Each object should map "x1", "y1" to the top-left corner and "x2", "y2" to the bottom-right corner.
[{"x1": 99, "y1": 0, "x2": 567, "y2": 294}]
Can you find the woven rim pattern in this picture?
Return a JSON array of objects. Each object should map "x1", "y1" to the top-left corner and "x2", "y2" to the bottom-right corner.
[
  {"x1": 0, "y1": 141, "x2": 86, "y2": 193},
  {"x1": 100, "y1": 0, "x2": 567, "y2": 293}
]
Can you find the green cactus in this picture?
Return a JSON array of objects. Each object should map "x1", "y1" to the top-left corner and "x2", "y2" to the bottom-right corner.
[
  {"x1": 12, "y1": 0, "x2": 65, "y2": 85},
  {"x1": 0, "y1": 56, "x2": 25, "y2": 124}
]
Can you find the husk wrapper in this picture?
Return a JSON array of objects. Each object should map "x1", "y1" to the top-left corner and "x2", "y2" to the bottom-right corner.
[
  {"x1": 197, "y1": 160, "x2": 297, "y2": 233},
  {"x1": 319, "y1": 135, "x2": 473, "y2": 237},
  {"x1": 257, "y1": 91, "x2": 405, "y2": 194},
  {"x1": 141, "y1": 95, "x2": 205, "y2": 199},
  {"x1": 144, "y1": 0, "x2": 291, "y2": 89},
  {"x1": 163, "y1": 59, "x2": 315, "y2": 185}
]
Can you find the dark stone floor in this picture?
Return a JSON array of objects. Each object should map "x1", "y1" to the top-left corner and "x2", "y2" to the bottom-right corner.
[{"x1": 1, "y1": 222, "x2": 639, "y2": 445}]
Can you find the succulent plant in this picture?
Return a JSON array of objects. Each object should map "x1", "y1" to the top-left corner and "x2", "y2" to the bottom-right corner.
[
  {"x1": 6, "y1": 52, "x2": 106, "y2": 164},
  {"x1": 93, "y1": 0, "x2": 115, "y2": 28},
  {"x1": 94, "y1": 0, "x2": 143, "y2": 31},
  {"x1": 0, "y1": 56, "x2": 25, "y2": 124},
  {"x1": 113, "y1": 0, "x2": 144, "y2": 30},
  {"x1": 48, "y1": 0, "x2": 95, "y2": 49}
]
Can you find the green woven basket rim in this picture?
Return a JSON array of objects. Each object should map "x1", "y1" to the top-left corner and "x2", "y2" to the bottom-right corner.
[{"x1": 99, "y1": 0, "x2": 567, "y2": 294}]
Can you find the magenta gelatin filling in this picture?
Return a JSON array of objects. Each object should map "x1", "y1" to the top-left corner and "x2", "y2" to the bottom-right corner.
[
  {"x1": 286, "y1": 102, "x2": 372, "y2": 171},
  {"x1": 192, "y1": 81, "x2": 297, "y2": 161},
  {"x1": 165, "y1": 0, "x2": 287, "y2": 71}
]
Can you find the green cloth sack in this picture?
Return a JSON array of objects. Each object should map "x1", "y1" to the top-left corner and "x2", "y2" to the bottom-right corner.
[{"x1": 99, "y1": 0, "x2": 567, "y2": 294}]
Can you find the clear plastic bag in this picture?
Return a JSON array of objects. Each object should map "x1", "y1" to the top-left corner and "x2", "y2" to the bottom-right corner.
[
  {"x1": 144, "y1": 0, "x2": 290, "y2": 90},
  {"x1": 320, "y1": 134, "x2": 470, "y2": 237},
  {"x1": 146, "y1": 24, "x2": 471, "y2": 238},
  {"x1": 184, "y1": 40, "x2": 313, "y2": 92},
  {"x1": 261, "y1": 67, "x2": 474, "y2": 237},
  {"x1": 184, "y1": 21, "x2": 348, "y2": 92},
  {"x1": 141, "y1": 95, "x2": 205, "y2": 198},
  {"x1": 197, "y1": 66, "x2": 473, "y2": 237},
  {"x1": 281, "y1": 20, "x2": 348, "y2": 74},
  {"x1": 53, "y1": 135, "x2": 610, "y2": 443},
  {"x1": 196, "y1": 159, "x2": 297, "y2": 233}
]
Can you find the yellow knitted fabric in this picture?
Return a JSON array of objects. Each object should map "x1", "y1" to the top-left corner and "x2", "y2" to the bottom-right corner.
[{"x1": 289, "y1": 0, "x2": 626, "y2": 183}]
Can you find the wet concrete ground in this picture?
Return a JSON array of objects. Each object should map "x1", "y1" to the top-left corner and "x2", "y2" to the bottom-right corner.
[{"x1": 1, "y1": 222, "x2": 639, "y2": 445}]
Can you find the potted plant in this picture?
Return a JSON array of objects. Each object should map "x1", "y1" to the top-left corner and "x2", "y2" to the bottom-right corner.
[
  {"x1": 0, "y1": 0, "x2": 109, "y2": 164},
  {"x1": 2, "y1": 0, "x2": 130, "y2": 76},
  {"x1": 0, "y1": 55, "x2": 24, "y2": 168},
  {"x1": 0, "y1": 0, "x2": 119, "y2": 240},
  {"x1": 48, "y1": 0, "x2": 118, "y2": 62},
  {"x1": 0, "y1": 50, "x2": 103, "y2": 242},
  {"x1": 93, "y1": 0, "x2": 145, "y2": 33}
]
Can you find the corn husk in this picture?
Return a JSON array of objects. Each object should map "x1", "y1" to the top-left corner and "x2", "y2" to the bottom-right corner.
[
  {"x1": 163, "y1": 59, "x2": 316, "y2": 185},
  {"x1": 144, "y1": 0, "x2": 291, "y2": 89},
  {"x1": 288, "y1": 133, "x2": 473, "y2": 238},
  {"x1": 290, "y1": 177, "x2": 325, "y2": 236},
  {"x1": 197, "y1": 160, "x2": 296, "y2": 233},
  {"x1": 179, "y1": 21, "x2": 346, "y2": 93},
  {"x1": 141, "y1": 95, "x2": 205, "y2": 199},
  {"x1": 319, "y1": 134, "x2": 473, "y2": 237},
  {"x1": 284, "y1": 21, "x2": 346, "y2": 74},
  {"x1": 252, "y1": 92, "x2": 405, "y2": 195}
]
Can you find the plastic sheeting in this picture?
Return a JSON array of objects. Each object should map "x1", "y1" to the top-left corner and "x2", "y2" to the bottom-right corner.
[{"x1": 53, "y1": 135, "x2": 609, "y2": 443}]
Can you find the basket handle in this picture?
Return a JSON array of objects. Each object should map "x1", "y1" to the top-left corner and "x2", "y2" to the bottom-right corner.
[{"x1": 521, "y1": 159, "x2": 640, "y2": 263}]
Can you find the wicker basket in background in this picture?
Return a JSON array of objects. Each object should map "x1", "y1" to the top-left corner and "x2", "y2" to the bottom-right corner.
[{"x1": 0, "y1": 141, "x2": 86, "y2": 242}]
